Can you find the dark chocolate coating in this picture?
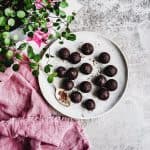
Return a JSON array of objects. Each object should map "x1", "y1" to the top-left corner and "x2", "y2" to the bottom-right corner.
[
  {"x1": 56, "y1": 66, "x2": 66, "y2": 78},
  {"x1": 82, "y1": 99, "x2": 96, "y2": 111},
  {"x1": 58, "y1": 48, "x2": 70, "y2": 60},
  {"x1": 80, "y1": 63, "x2": 93, "y2": 75},
  {"x1": 97, "y1": 87, "x2": 109, "y2": 100},
  {"x1": 70, "y1": 91, "x2": 82, "y2": 103},
  {"x1": 105, "y1": 79, "x2": 118, "y2": 91},
  {"x1": 62, "y1": 80, "x2": 74, "y2": 91},
  {"x1": 69, "y1": 52, "x2": 81, "y2": 64},
  {"x1": 94, "y1": 75, "x2": 107, "y2": 87},
  {"x1": 98, "y1": 52, "x2": 110, "y2": 64},
  {"x1": 80, "y1": 43, "x2": 94, "y2": 55},
  {"x1": 103, "y1": 65, "x2": 118, "y2": 77},
  {"x1": 80, "y1": 81, "x2": 92, "y2": 93},
  {"x1": 66, "y1": 68, "x2": 78, "y2": 80}
]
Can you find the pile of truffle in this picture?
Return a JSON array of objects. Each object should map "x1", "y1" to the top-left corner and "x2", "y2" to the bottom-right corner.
[{"x1": 56, "y1": 43, "x2": 118, "y2": 111}]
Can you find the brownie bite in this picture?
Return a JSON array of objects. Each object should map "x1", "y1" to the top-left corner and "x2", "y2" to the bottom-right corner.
[
  {"x1": 103, "y1": 65, "x2": 118, "y2": 77},
  {"x1": 80, "y1": 81, "x2": 92, "y2": 93},
  {"x1": 80, "y1": 43, "x2": 94, "y2": 55},
  {"x1": 58, "y1": 48, "x2": 70, "y2": 60}
]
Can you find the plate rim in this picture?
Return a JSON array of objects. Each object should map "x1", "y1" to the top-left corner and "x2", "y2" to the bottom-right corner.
[{"x1": 38, "y1": 31, "x2": 129, "y2": 120}]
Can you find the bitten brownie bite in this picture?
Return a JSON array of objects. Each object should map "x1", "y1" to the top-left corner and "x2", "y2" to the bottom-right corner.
[
  {"x1": 56, "y1": 66, "x2": 66, "y2": 78},
  {"x1": 62, "y1": 80, "x2": 74, "y2": 91},
  {"x1": 82, "y1": 99, "x2": 96, "y2": 111},
  {"x1": 105, "y1": 79, "x2": 118, "y2": 91},
  {"x1": 93, "y1": 75, "x2": 107, "y2": 87},
  {"x1": 69, "y1": 52, "x2": 81, "y2": 64},
  {"x1": 80, "y1": 43, "x2": 94, "y2": 55},
  {"x1": 103, "y1": 65, "x2": 118, "y2": 77},
  {"x1": 70, "y1": 91, "x2": 82, "y2": 103},
  {"x1": 97, "y1": 87, "x2": 109, "y2": 100},
  {"x1": 66, "y1": 68, "x2": 78, "y2": 80},
  {"x1": 80, "y1": 63, "x2": 93, "y2": 74},
  {"x1": 80, "y1": 81, "x2": 92, "y2": 93},
  {"x1": 58, "y1": 48, "x2": 70, "y2": 60},
  {"x1": 98, "y1": 52, "x2": 110, "y2": 64}
]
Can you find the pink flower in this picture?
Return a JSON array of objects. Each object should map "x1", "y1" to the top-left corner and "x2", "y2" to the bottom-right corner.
[
  {"x1": 27, "y1": 21, "x2": 52, "y2": 47},
  {"x1": 27, "y1": 30, "x2": 49, "y2": 47},
  {"x1": 35, "y1": 0, "x2": 43, "y2": 9},
  {"x1": 35, "y1": 0, "x2": 59, "y2": 9}
]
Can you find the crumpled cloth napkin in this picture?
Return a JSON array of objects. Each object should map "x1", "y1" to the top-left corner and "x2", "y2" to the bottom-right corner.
[{"x1": 0, "y1": 63, "x2": 89, "y2": 150}]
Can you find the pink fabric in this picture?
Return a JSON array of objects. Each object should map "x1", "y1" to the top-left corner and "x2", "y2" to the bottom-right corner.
[{"x1": 0, "y1": 63, "x2": 90, "y2": 150}]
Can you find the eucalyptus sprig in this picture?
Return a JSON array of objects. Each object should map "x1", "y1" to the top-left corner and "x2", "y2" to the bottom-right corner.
[{"x1": 0, "y1": 0, "x2": 76, "y2": 82}]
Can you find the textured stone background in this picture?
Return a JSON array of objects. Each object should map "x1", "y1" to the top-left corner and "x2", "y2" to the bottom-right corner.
[{"x1": 71, "y1": 0, "x2": 150, "y2": 150}]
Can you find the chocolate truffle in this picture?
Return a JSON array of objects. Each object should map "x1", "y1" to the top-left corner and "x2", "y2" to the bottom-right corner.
[
  {"x1": 80, "y1": 43, "x2": 94, "y2": 55},
  {"x1": 62, "y1": 80, "x2": 74, "y2": 91},
  {"x1": 66, "y1": 68, "x2": 78, "y2": 80},
  {"x1": 70, "y1": 91, "x2": 82, "y2": 103},
  {"x1": 80, "y1": 63, "x2": 93, "y2": 74},
  {"x1": 58, "y1": 48, "x2": 70, "y2": 60},
  {"x1": 69, "y1": 52, "x2": 81, "y2": 64},
  {"x1": 56, "y1": 66, "x2": 66, "y2": 78},
  {"x1": 105, "y1": 79, "x2": 118, "y2": 91},
  {"x1": 80, "y1": 81, "x2": 92, "y2": 93},
  {"x1": 103, "y1": 65, "x2": 118, "y2": 77},
  {"x1": 94, "y1": 75, "x2": 107, "y2": 87},
  {"x1": 97, "y1": 87, "x2": 109, "y2": 100},
  {"x1": 82, "y1": 99, "x2": 95, "y2": 111},
  {"x1": 98, "y1": 52, "x2": 110, "y2": 64}
]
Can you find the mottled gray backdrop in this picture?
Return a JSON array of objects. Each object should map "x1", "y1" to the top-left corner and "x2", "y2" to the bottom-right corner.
[{"x1": 71, "y1": 0, "x2": 150, "y2": 150}]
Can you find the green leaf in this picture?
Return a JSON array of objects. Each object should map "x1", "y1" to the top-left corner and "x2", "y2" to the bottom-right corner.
[
  {"x1": 45, "y1": 53, "x2": 50, "y2": 58},
  {"x1": 67, "y1": 15, "x2": 74, "y2": 23},
  {"x1": 2, "y1": 32, "x2": 10, "y2": 38},
  {"x1": 59, "y1": 10, "x2": 66, "y2": 18},
  {"x1": 53, "y1": 22, "x2": 59, "y2": 27},
  {"x1": 8, "y1": 18, "x2": 15, "y2": 26},
  {"x1": 0, "y1": 64, "x2": 5, "y2": 72},
  {"x1": 67, "y1": 33, "x2": 76, "y2": 41},
  {"x1": 44, "y1": 64, "x2": 53, "y2": 73},
  {"x1": 32, "y1": 70, "x2": 39, "y2": 77},
  {"x1": 52, "y1": 72, "x2": 58, "y2": 77},
  {"x1": 4, "y1": 8, "x2": 13, "y2": 17},
  {"x1": 4, "y1": 38, "x2": 11, "y2": 45},
  {"x1": 15, "y1": 53, "x2": 22, "y2": 60},
  {"x1": 27, "y1": 45, "x2": 35, "y2": 59},
  {"x1": 61, "y1": 31, "x2": 67, "y2": 38},
  {"x1": 12, "y1": 64, "x2": 19, "y2": 71},
  {"x1": 47, "y1": 74, "x2": 54, "y2": 83},
  {"x1": 27, "y1": 32, "x2": 33, "y2": 37},
  {"x1": 47, "y1": 72, "x2": 57, "y2": 83},
  {"x1": 17, "y1": 10, "x2": 26, "y2": 18},
  {"x1": 60, "y1": 0, "x2": 69, "y2": 8},
  {"x1": 18, "y1": 43, "x2": 27, "y2": 50},
  {"x1": 72, "y1": 12, "x2": 76, "y2": 16},
  {"x1": 55, "y1": 32, "x2": 61, "y2": 39},
  {"x1": 6, "y1": 50, "x2": 13, "y2": 59},
  {"x1": 59, "y1": 41, "x2": 64, "y2": 44},
  {"x1": 29, "y1": 62, "x2": 38, "y2": 69},
  {"x1": 0, "y1": 16, "x2": 6, "y2": 26},
  {"x1": 24, "y1": 0, "x2": 33, "y2": 9},
  {"x1": 49, "y1": 34, "x2": 54, "y2": 39},
  {"x1": 33, "y1": 54, "x2": 41, "y2": 62}
]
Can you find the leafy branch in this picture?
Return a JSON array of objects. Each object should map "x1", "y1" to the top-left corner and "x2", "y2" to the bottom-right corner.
[{"x1": 0, "y1": 0, "x2": 76, "y2": 83}]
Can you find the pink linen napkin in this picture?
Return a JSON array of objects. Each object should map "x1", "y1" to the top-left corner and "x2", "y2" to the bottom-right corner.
[{"x1": 0, "y1": 63, "x2": 90, "y2": 150}]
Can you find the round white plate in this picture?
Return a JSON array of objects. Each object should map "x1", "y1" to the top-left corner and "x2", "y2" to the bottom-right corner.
[{"x1": 38, "y1": 31, "x2": 128, "y2": 119}]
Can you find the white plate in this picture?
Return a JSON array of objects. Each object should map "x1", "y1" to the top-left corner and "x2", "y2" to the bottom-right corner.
[{"x1": 38, "y1": 31, "x2": 128, "y2": 119}]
